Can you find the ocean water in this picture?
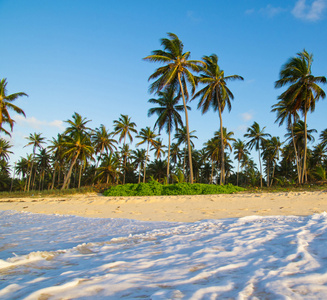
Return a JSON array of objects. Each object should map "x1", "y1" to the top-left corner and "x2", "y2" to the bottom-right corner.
[{"x1": 1, "y1": 210, "x2": 327, "y2": 299}]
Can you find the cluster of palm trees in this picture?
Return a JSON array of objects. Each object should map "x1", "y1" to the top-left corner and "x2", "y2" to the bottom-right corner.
[{"x1": 0, "y1": 33, "x2": 326, "y2": 192}]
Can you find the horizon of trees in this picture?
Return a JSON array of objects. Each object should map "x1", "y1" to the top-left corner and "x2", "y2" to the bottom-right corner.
[{"x1": 0, "y1": 33, "x2": 326, "y2": 192}]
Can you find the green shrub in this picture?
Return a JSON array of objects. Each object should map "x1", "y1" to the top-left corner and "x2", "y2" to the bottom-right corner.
[{"x1": 103, "y1": 182, "x2": 245, "y2": 197}]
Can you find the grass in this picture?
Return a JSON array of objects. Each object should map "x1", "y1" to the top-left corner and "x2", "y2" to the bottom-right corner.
[{"x1": 103, "y1": 181, "x2": 245, "y2": 197}]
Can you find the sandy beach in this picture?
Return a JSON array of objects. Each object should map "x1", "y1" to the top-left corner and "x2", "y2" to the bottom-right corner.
[{"x1": 1, "y1": 190, "x2": 327, "y2": 222}]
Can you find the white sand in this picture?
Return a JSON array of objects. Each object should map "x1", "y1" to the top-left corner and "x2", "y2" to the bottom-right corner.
[{"x1": 1, "y1": 190, "x2": 327, "y2": 222}]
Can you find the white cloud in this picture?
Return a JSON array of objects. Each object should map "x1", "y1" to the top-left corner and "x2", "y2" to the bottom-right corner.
[
  {"x1": 14, "y1": 115, "x2": 65, "y2": 131},
  {"x1": 292, "y1": 0, "x2": 326, "y2": 21},
  {"x1": 187, "y1": 11, "x2": 202, "y2": 22},
  {"x1": 241, "y1": 112, "x2": 254, "y2": 122},
  {"x1": 259, "y1": 5, "x2": 286, "y2": 17},
  {"x1": 245, "y1": 5, "x2": 286, "y2": 17}
]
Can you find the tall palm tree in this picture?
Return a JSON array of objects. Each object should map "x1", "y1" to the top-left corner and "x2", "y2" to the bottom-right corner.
[
  {"x1": 285, "y1": 120, "x2": 317, "y2": 183},
  {"x1": 148, "y1": 88, "x2": 187, "y2": 183},
  {"x1": 136, "y1": 127, "x2": 158, "y2": 183},
  {"x1": 192, "y1": 54, "x2": 243, "y2": 184},
  {"x1": 271, "y1": 98, "x2": 301, "y2": 183},
  {"x1": 233, "y1": 139, "x2": 249, "y2": 186},
  {"x1": 64, "y1": 112, "x2": 93, "y2": 137},
  {"x1": 24, "y1": 132, "x2": 46, "y2": 191},
  {"x1": 61, "y1": 133, "x2": 94, "y2": 189},
  {"x1": 113, "y1": 114, "x2": 137, "y2": 184},
  {"x1": 275, "y1": 49, "x2": 326, "y2": 183},
  {"x1": 144, "y1": 32, "x2": 204, "y2": 183},
  {"x1": 244, "y1": 122, "x2": 271, "y2": 188},
  {"x1": 0, "y1": 78, "x2": 27, "y2": 136}
]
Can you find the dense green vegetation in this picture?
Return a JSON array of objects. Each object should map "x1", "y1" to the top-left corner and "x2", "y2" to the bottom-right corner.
[
  {"x1": 0, "y1": 34, "x2": 326, "y2": 194},
  {"x1": 103, "y1": 181, "x2": 244, "y2": 196}
]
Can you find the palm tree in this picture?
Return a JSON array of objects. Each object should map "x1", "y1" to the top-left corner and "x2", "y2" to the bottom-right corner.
[
  {"x1": 96, "y1": 153, "x2": 120, "y2": 184},
  {"x1": 144, "y1": 32, "x2": 204, "y2": 183},
  {"x1": 35, "y1": 148, "x2": 51, "y2": 190},
  {"x1": 233, "y1": 139, "x2": 249, "y2": 186},
  {"x1": 48, "y1": 134, "x2": 65, "y2": 189},
  {"x1": 92, "y1": 124, "x2": 117, "y2": 179},
  {"x1": 64, "y1": 112, "x2": 93, "y2": 137},
  {"x1": 320, "y1": 129, "x2": 327, "y2": 149},
  {"x1": 285, "y1": 120, "x2": 317, "y2": 183},
  {"x1": 148, "y1": 88, "x2": 187, "y2": 183},
  {"x1": 192, "y1": 54, "x2": 243, "y2": 184},
  {"x1": 262, "y1": 137, "x2": 283, "y2": 186},
  {"x1": 174, "y1": 126, "x2": 198, "y2": 179},
  {"x1": 271, "y1": 98, "x2": 301, "y2": 183},
  {"x1": 0, "y1": 78, "x2": 27, "y2": 136},
  {"x1": 151, "y1": 138, "x2": 166, "y2": 160},
  {"x1": 136, "y1": 127, "x2": 158, "y2": 183},
  {"x1": 203, "y1": 138, "x2": 219, "y2": 184},
  {"x1": 275, "y1": 49, "x2": 326, "y2": 183},
  {"x1": 61, "y1": 133, "x2": 94, "y2": 189},
  {"x1": 130, "y1": 149, "x2": 147, "y2": 183},
  {"x1": 24, "y1": 132, "x2": 46, "y2": 191},
  {"x1": 0, "y1": 138, "x2": 13, "y2": 161},
  {"x1": 244, "y1": 122, "x2": 271, "y2": 187},
  {"x1": 113, "y1": 114, "x2": 137, "y2": 184}
]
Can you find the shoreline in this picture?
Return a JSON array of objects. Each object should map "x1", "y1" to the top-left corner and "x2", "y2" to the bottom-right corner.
[{"x1": 1, "y1": 190, "x2": 327, "y2": 222}]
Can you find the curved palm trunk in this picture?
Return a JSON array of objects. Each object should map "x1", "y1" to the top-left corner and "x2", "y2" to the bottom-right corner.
[
  {"x1": 167, "y1": 123, "x2": 171, "y2": 184},
  {"x1": 178, "y1": 73, "x2": 193, "y2": 184},
  {"x1": 216, "y1": 88, "x2": 225, "y2": 185},
  {"x1": 62, "y1": 152, "x2": 79, "y2": 189}
]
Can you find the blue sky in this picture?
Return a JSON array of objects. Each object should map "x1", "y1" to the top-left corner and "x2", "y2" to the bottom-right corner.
[{"x1": 2, "y1": 0, "x2": 327, "y2": 165}]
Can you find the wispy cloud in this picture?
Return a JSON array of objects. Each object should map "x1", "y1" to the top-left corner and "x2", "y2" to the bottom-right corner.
[
  {"x1": 259, "y1": 4, "x2": 286, "y2": 17},
  {"x1": 14, "y1": 115, "x2": 65, "y2": 131},
  {"x1": 241, "y1": 112, "x2": 254, "y2": 122},
  {"x1": 187, "y1": 10, "x2": 202, "y2": 23},
  {"x1": 245, "y1": 5, "x2": 286, "y2": 18},
  {"x1": 292, "y1": 0, "x2": 326, "y2": 21}
]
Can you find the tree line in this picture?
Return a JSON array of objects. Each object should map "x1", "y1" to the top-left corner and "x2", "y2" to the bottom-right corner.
[{"x1": 0, "y1": 33, "x2": 326, "y2": 192}]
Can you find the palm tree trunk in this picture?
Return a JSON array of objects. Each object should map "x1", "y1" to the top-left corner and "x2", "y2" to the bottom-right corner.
[
  {"x1": 167, "y1": 123, "x2": 171, "y2": 184},
  {"x1": 211, "y1": 157, "x2": 214, "y2": 184},
  {"x1": 237, "y1": 159, "x2": 240, "y2": 186},
  {"x1": 302, "y1": 109, "x2": 308, "y2": 183},
  {"x1": 258, "y1": 148, "x2": 263, "y2": 188},
  {"x1": 143, "y1": 142, "x2": 150, "y2": 183},
  {"x1": 78, "y1": 162, "x2": 83, "y2": 188},
  {"x1": 62, "y1": 152, "x2": 79, "y2": 189},
  {"x1": 291, "y1": 117, "x2": 301, "y2": 184},
  {"x1": 271, "y1": 160, "x2": 277, "y2": 186},
  {"x1": 138, "y1": 164, "x2": 141, "y2": 183},
  {"x1": 178, "y1": 73, "x2": 193, "y2": 184},
  {"x1": 216, "y1": 88, "x2": 225, "y2": 185}
]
